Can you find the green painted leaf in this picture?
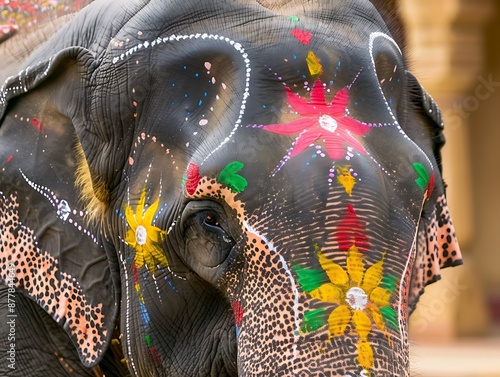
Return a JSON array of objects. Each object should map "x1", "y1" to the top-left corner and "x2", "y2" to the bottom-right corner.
[
  {"x1": 415, "y1": 177, "x2": 427, "y2": 190},
  {"x1": 293, "y1": 265, "x2": 329, "y2": 293},
  {"x1": 145, "y1": 334, "x2": 151, "y2": 347},
  {"x1": 302, "y1": 308, "x2": 328, "y2": 333},
  {"x1": 413, "y1": 163, "x2": 430, "y2": 181},
  {"x1": 413, "y1": 163, "x2": 430, "y2": 190},
  {"x1": 380, "y1": 274, "x2": 398, "y2": 293},
  {"x1": 289, "y1": 15, "x2": 299, "y2": 22},
  {"x1": 380, "y1": 306, "x2": 399, "y2": 331},
  {"x1": 218, "y1": 161, "x2": 248, "y2": 193}
]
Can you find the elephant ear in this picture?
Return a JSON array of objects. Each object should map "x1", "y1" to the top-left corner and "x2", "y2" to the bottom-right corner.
[
  {"x1": 405, "y1": 71, "x2": 463, "y2": 312},
  {"x1": 0, "y1": 48, "x2": 119, "y2": 367}
]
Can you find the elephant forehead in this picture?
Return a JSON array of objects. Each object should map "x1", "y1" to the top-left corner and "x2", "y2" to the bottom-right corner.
[
  {"x1": 104, "y1": 2, "x2": 402, "y2": 122},
  {"x1": 115, "y1": 34, "x2": 407, "y2": 176},
  {"x1": 103, "y1": 12, "x2": 407, "y2": 182},
  {"x1": 107, "y1": 0, "x2": 387, "y2": 50}
]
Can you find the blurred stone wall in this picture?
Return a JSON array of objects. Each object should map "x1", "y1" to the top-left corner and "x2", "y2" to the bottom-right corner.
[{"x1": 400, "y1": 0, "x2": 498, "y2": 340}]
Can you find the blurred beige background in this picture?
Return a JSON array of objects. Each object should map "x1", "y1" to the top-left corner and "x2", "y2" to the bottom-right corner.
[{"x1": 400, "y1": 0, "x2": 500, "y2": 376}]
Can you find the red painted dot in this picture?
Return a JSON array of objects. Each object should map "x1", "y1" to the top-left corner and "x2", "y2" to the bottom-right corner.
[{"x1": 32, "y1": 118, "x2": 43, "y2": 132}]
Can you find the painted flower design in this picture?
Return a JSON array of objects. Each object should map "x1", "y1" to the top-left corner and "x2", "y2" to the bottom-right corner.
[
  {"x1": 294, "y1": 245, "x2": 398, "y2": 371},
  {"x1": 262, "y1": 79, "x2": 370, "y2": 160},
  {"x1": 125, "y1": 189, "x2": 168, "y2": 272}
]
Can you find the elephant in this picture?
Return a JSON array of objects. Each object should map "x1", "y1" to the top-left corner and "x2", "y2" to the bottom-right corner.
[{"x1": 0, "y1": 0, "x2": 463, "y2": 376}]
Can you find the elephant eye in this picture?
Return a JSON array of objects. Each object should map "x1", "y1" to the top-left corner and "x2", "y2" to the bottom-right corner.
[
  {"x1": 198, "y1": 210, "x2": 234, "y2": 244},
  {"x1": 179, "y1": 201, "x2": 238, "y2": 282},
  {"x1": 203, "y1": 212, "x2": 220, "y2": 228}
]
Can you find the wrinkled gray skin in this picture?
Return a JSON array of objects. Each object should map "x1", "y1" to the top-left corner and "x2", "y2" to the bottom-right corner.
[{"x1": 0, "y1": 0, "x2": 462, "y2": 376}]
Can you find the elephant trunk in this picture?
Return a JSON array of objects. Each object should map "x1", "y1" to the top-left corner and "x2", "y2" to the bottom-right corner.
[{"x1": 230, "y1": 221, "x2": 411, "y2": 376}]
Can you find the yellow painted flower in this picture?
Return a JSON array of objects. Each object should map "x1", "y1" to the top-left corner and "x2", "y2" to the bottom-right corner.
[
  {"x1": 295, "y1": 245, "x2": 398, "y2": 371},
  {"x1": 125, "y1": 189, "x2": 168, "y2": 272}
]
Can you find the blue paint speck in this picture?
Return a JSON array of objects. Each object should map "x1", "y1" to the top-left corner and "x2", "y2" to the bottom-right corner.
[
  {"x1": 116, "y1": 210, "x2": 125, "y2": 219},
  {"x1": 140, "y1": 302, "x2": 150, "y2": 325}
]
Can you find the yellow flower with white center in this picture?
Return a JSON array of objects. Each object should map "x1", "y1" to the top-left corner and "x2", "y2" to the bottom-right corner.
[
  {"x1": 125, "y1": 189, "x2": 168, "y2": 272},
  {"x1": 296, "y1": 245, "x2": 398, "y2": 372}
]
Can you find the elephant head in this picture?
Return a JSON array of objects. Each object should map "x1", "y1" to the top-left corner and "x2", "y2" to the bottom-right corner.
[{"x1": 0, "y1": 0, "x2": 462, "y2": 376}]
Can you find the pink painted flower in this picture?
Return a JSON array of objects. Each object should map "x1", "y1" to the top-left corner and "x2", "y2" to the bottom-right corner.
[{"x1": 262, "y1": 79, "x2": 370, "y2": 160}]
